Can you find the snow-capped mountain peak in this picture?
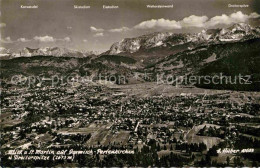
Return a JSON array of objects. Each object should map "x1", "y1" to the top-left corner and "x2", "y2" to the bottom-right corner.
[
  {"x1": 0, "y1": 47, "x2": 102, "y2": 59},
  {"x1": 106, "y1": 23, "x2": 259, "y2": 56},
  {"x1": 0, "y1": 47, "x2": 11, "y2": 57},
  {"x1": 13, "y1": 47, "x2": 101, "y2": 58},
  {"x1": 229, "y1": 23, "x2": 252, "y2": 34}
]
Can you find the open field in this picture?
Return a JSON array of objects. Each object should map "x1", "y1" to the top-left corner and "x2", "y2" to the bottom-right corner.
[
  {"x1": 110, "y1": 82, "x2": 260, "y2": 101},
  {"x1": 0, "y1": 112, "x2": 23, "y2": 128},
  {"x1": 185, "y1": 124, "x2": 222, "y2": 149}
]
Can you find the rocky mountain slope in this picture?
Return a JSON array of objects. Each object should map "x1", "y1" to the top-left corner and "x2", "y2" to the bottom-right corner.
[
  {"x1": 105, "y1": 23, "x2": 260, "y2": 65},
  {"x1": 0, "y1": 47, "x2": 12, "y2": 59}
]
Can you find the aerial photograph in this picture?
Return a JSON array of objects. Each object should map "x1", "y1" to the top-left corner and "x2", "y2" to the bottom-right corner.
[{"x1": 0, "y1": 0, "x2": 260, "y2": 167}]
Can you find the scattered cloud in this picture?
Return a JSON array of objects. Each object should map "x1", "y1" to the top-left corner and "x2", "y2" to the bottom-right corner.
[
  {"x1": 249, "y1": 12, "x2": 260, "y2": 19},
  {"x1": 83, "y1": 39, "x2": 88, "y2": 43},
  {"x1": 93, "y1": 32, "x2": 104, "y2": 37},
  {"x1": 67, "y1": 26, "x2": 72, "y2": 30},
  {"x1": 108, "y1": 27, "x2": 130, "y2": 33},
  {"x1": 17, "y1": 38, "x2": 31, "y2": 42},
  {"x1": 205, "y1": 11, "x2": 260, "y2": 28},
  {"x1": 0, "y1": 47, "x2": 6, "y2": 50},
  {"x1": 1, "y1": 37, "x2": 13, "y2": 43},
  {"x1": 5, "y1": 37, "x2": 12, "y2": 42},
  {"x1": 1, "y1": 36, "x2": 71, "y2": 44},
  {"x1": 34, "y1": 35, "x2": 55, "y2": 42},
  {"x1": 134, "y1": 18, "x2": 181, "y2": 30},
  {"x1": 102, "y1": 11, "x2": 260, "y2": 32},
  {"x1": 180, "y1": 15, "x2": 208, "y2": 28},
  {"x1": 62, "y1": 37, "x2": 71, "y2": 42},
  {"x1": 32, "y1": 36, "x2": 71, "y2": 42},
  {"x1": 90, "y1": 26, "x2": 104, "y2": 33},
  {"x1": 0, "y1": 23, "x2": 6, "y2": 28}
]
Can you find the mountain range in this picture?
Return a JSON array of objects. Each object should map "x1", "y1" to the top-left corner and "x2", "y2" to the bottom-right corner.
[
  {"x1": 104, "y1": 23, "x2": 260, "y2": 65},
  {"x1": 0, "y1": 47, "x2": 102, "y2": 60},
  {"x1": 1, "y1": 23, "x2": 260, "y2": 91}
]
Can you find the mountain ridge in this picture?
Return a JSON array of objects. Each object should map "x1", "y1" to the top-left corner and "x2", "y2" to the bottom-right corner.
[
  {"x1": 1, "y1": 23, "x2": 260, "y2": 90},
  {"x1": 0, "y1": 47, "x2": 102, "y2": 59},
  {"x1": 103, "y1": 23, "x2": 260, "y2": 65}
]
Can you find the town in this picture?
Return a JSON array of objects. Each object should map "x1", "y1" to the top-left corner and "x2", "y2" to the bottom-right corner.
[{"x1": 1, "y1": 81, "x2": 259, "y2": 166}]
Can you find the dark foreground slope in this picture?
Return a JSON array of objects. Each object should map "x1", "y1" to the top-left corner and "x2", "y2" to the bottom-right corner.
[
  {"x1": 0, "y1": 55, "x2": 138, "y2": 85},
  {"x1": 196, "y1": 38, "x2": 260, "y2": 91},
  {"x1": 146, "y1": 38, "x2": 260, "y2": 91}
]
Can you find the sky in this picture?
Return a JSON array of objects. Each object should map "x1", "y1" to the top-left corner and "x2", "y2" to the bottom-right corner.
[{"x1": 0, "y1": 0, "x2": 260, "y2": 52}]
